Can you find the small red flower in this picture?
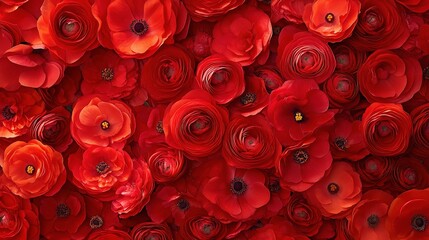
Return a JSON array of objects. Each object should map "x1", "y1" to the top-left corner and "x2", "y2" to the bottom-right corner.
[
  {"x1": 146, "y1": 144, "x2": 186, "y2": 183},
  {"x1": 229, "y1": 75, "x2": 269, "y2": 117},
  {"x1": 130, "y1": 222, "x2": 173, "y2": 240}
]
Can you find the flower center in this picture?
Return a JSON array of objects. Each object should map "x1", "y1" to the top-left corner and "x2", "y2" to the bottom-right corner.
[
  {"x1": 268, "y1": 180, "x2": 280, "y2": 193},
  {"x1": 100, "y1": 120, "x2": 110, "y2": 130},
  {"x1": 2, "y1": 106, "x2": 15, "y2": 120},
  {"x1": 176, "y1": 198, "x2": 190, "y2": 211},
  {"x1": 364, "y1": 11, "x2": 382, "y2": 30},
  {"x1": 202, "y1": 224, "x2": 213, "y2": 235},
  {"x1": 411, "y1": 215, "x2": 427, "y2": 231},
  {"x1": 96, "y1": 161, "x2": 109, "y2": 174},
  {"x1": 327, "y1": 183, "x2": 340, "y2": 194},
  {"x1": 130, "y1": 19, "x2": 149, "y2": 36},
  {"x1": 325, "y1": 13, "x2": 335, "y2": 23},
  {"x1": 161, "y1": 63, "x2": 176, "y2": 81},
  {"x1": 300, "y1": 52, "x2": 315, "y2": 67},
  {"x1": 61, "y1": 19, "x2": 80, "y2": 37},
  {"x1": 423, "y1": 66, "x2": 429, "y2": 80},
  {"x1": 89, "y1": 215, "x2": 104, "y2": 229},
  {"x1": 56, "y1": 203, "x2": 71, "y2": 218},
  {"x1": 293, "y1": 149, "x2": 309, "y2": 164},
  {"x1": 367, "y1": 214, "x2": 380, "y2": 228},
  {"x1": 403, "y1": 168, "x2": 417, "y2": 185},
  {"x1": 156, "y1": 121, "x2": 164, "y2": 133},
  {"x1": 240, "y1": 92, "x2": 256, "y2": 105},
  {"x1": 25, "y1": 165, "x2": 36, "y2": 175},
  {"x1": 336, "y1": 54, "x2": 349, "y2": 66},
  {"x1": 376, "y1": 121, "x2": 392, "y2": 137},
  {"x1": 294, "y1": 112, "x2": 304, "y2": 122},
  {"x1": 336, "y1": 80, "x2": 350, "y2": 92},
  {"x1": 230, "y1": 178, "x2": 248, "y2": 195},
  {"x1": 101, "y1": 68, "x2": 114, "y2": 81},
  {"x1": 334, "y1": 137, "x2": 347, "y2": 151},
  {"x1": 211, "y1": 70, "x2": 228, "y2": 85}
]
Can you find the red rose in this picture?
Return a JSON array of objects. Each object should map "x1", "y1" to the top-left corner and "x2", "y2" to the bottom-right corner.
[
  {"x1": 146, "y1": 144, "x2": 185, "y2": 183},
  {"x1": 302, "y1": 0, "x2": 361, "y2": 42},
  {"x1": 396, "y1": 0, "x2": 429, "y2": 13},
  {"x1": 211, "y1": 5, "x2": 272, "y2": 66},
  {"x1": 70, "y1": 95, "x2": 136, "y2": 149},
  {"x1": 358, "y1": 50, "x2": 422, "y2": 103},
  {"x1": 196, "y1": 54, "x2": 245, "y2": 105},
  {"x1": 141, "y1": 44, "x2": 195, "y2": 103},
  {"x1": 362, "y1": 103, "x2": 412, "y2": 156},
  {"x1": 92, "y1": 0, "x2": 176, "y2": 59},
  {"x1": 271, "y1": 0, "x2": 313, "y2": 24},
  {"x1": 323, "y1": 73, "x2": 360, "y2": 109},
  {"x1": 182, "y1": 0, "x2": 245, "y2": 21},
  {"x1": 163, "y1": 90, "x2": 229, "y2": 159},
  {"x1": 130, "y1": 222, "x2": 173, "y2": 240},
  {"x1": 37, "y1": 0, "x2": 99, "y2": 64},
  {"x1": 0, "y1": 139, "x2": 65, "y2": 199},
  {"x1": 88, "y1": 229, "x2": 132, "y2": 240},
  {"x1": 410, "y1": 103, "x2": 429, "y2": 158}
]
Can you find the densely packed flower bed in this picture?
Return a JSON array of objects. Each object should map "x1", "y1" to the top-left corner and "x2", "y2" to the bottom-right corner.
[{"x1": 1, "y1": 0, "x2": 429, "y2": 239}]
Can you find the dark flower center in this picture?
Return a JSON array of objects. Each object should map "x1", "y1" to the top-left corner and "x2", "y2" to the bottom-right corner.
[
  {"x1": 230, "y1": 178, "x2": 248, "y2": 195},
  {"x1": 403, "y1": 168, "x2": 417, "y2": 185},
  {"x1": 176, "y1": 198, "x2": 190, "y2": 211},
  {"x1": 211, "y1": 70, "x2": 228, "y2": 85},
  {"x1": 411, "y1": 215, "x2": 427, "y2": 231},
  {"x1": 161, "y1": 63, "x2": 176, "y2": 81},
  {"x1": 294, "y1": 112, "x2": 304, "y2": 122},
  {"x1": 273, "y1": 26, "x2": 281, "y2": 35},
  {"x1": 61, "y1": 19, "x2": 80, "y2": 37},
  {"x1": 130, "y1": 19, "x2": 149, "y2": 36},
  {"x1": 364, "y1": 11, "x2": 382, "y2": 30},
  {"x1": 268, "y1": 180, "x2": 280, "y2": 193},
  {"x1": 376, "y1": 121, "x2": 392, "y2": 137},
  {"x1": 325, "y1": 13, "x2": 335, "y2": 23},
  {"x1": 334, "y1": 137, "x2": 347, "y2": 151},
  {"x1": 101, "y1": 68, "x2": 114, "y2": 81},
  {"x1": 367, "y1": 214, "x2": 380, "y2": 228},
  {"x1": 100, "y1": 120, "x2": 110, "y2": 130},
  {"x1": 96, "y1": 161, "x2": 109, "y2": 174},
  {"x1": 89, "y1": 215, "x2": 104, "y2": 229},
  {"x1": 2, "y1": 106, "x2": 15, "y2": 120},
  {"x1": 56, "y1": 203, "x2": 71, "y2": 218},
  {"x1": 156, "y1": 121, "x2": 164, "y2": 133},
  {"x1": 293, "y1": 149, "x2": 309, "y2": 164},
  {"x1": 336, "y1": 80, "x2": 350, "y2": 92},
  {"x1": 327, "y1": 183, "x2": 340, "y2": 194},
  {"x1": 240, "y1": 92, "x2": 256, "y2": 105},
  {"x1": 25, "y1": 165, "x2": 36, "y2": 175},
  {"x1": 202, "y1": 224, "x2": 213, "y2": 235}
]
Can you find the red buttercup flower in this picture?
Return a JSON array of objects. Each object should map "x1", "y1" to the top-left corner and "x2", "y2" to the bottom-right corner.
[
  {"x1": 410, "y1": 103, "x2": 429, "y2": 158},
  {"x1": 386, "y1": 188, "x2": 429, "y2": 239},
  {"x1": 80, "y1": 48, "x2": 138, "y2": 100},
  {"x1": 87, "y1": 229, "x2": 132, "y2": 240},
  {"x1": 0, "y1": 187, "x2": 40, "y2": 240},
  {"x1": 348, "y1": 190, "x2": 394, "y2": 240},
  {"x1": 277, "y1": 25, "x2": 336, "y2": 84},
  {"x1": 92, "y1": 0, "x2": 176, "y2": 59},
  {"x1": 358, "y1": 50, "x2": 422, "y2": 103},
  {"x1": 141, "y1": 44, "x2": 195, "y2": 103},
  {"x1": 0, "y1": 88, "x2": 45, "y2": 138},
  {"x1": 305, "y1": 162, "x2": 362, "y2": 218},
  {"x1": 362, "y1": 103, "x2": 412, "y2": 156},
  {"x1": 267, "y1": 79, "x2": 335, "y2": 146},
  {"x1": 68, "y1": 146, "x2": 133, "y2": 200},
  {"x1": 162, "y1": 89, "x2": 229, "y2": 159},
  {"x1": 0, "y1": 20, "x2": 21, "y2": 56},
  {"x1": 396, "y1": 0, "x2": 429, "y2": 13},
  {"x1": 146, "y1": 144, "x2": 186, "y2": 183},
  {"x1": 179, "y1": 212, "x2": 228, "y2": 240},
  {"x1": 130, "y1": 222, "x2": 173, "y2": 240},
  {"x1": 211, "y1": 5, "x2": 272, "y2": 66},
  {"x1": 355, "y1": 155, "x2": 392, "y2": 189},
  {"x1": 196, "y1": 54, "x2": 245, "y2": 105},
  {"x1": 0, "y1": 139, "x2": 65, "y2": 199},
  {"x1": 222, "y1": 115, "x2": 281, "y2": 169},
  {"x1": 323, "y1": 73, "x2": 360, "y2": 109},
  {"x1": 390, "y1": 157, "x2": 429, "y2": 194},
  {"x1": 277, "y1": 131, "x2": 332, "y2": 192},
  {"x1": 271, "y1": 0, "x2": 313, "y2": 24},
  {"x1": 254, "y1": 66, "x2": 284, "y2": 93},
  {"x1": 329, "y1": 114, "x2": 369, "y2": 161},
  {"x1": 182, "y1": 0, "x2": 244, "y2": 21},
  {"x1": 37, "y1": 0, "x2": 99, "y2": 64},
  {"x1": 332, "y1": 43, "x2": 367, "y2": 74},
  {"x1": 302, "y1": 0, "x2": 361, "y2": 42},
  {"x1": 348, "y1": 0, "x2": 410, "y2": 51},
  {"x1": 70, "y1": 95, "x2": 136, "y2": 149},
  {"x1": 284, "y1": 193, "x2": 323, "y2": 236}
]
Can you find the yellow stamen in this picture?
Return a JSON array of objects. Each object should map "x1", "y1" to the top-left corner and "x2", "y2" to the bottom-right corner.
[
  {"x1": 295, "y1": 112, "x2": 303, "y2": 122},
  {"x1": 26, "y1": 165, "x2": 35, "y2": 175},
  {"x1": 101, "y1": 121, "x2": 110, "y2": 130}
]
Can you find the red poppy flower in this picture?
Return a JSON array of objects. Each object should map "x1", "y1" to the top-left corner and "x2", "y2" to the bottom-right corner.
[
  {"x1": 37, "y1": 0, "x2": 99, "y2": 64},
  {"x1": 92, "y1": 0, "x2": 176, "y2": 59},
  {"x1": 196, "y1": 54, "x2": 245, "y2": 105},
  {"x1": 332, "y1": 43, "x2": 367, "y2": 74},
  {"x1": 229, "y1": 75, "x2": 269, "y2": 117},
  {"x1": 362, "y1": 103, "x2": 412, "y2": 156},
  {"x1": 305, "y1": 162, "x2": 362, "y2": 218},
  {"x1": 87, "y1": 229, "x2": 132, "y2": 240},
  {"x1": 146, "y1": 144, "x2": 186, "y2": 183},
  {"x1": 323, "y1": 73, "x2": 360, "y2": 109},
  {"x1": 277, "y1": 131, "x2": 332, "y2": 192},
  {"x1": 271, "y1": 0, "x2": 313, "y2": 24},
  {"x1": 182, "y1": 0, "x2": 245, "y2": 21},
  {"x1": 386, "y1": 188, "x2": 429, "y2": 239},
  {"x1": 130, "y1": 222, "x2": 173, "y2": 240},
  {"x1": 410, "y1": 103, "x2": 429, "y2": 158},
  {"x1": 222, "y1": 115, "x2": 281, "y2": 169},
  {"x1": 347, "y1": 190, "x2": 394, "y2": 240},
  {"x1": 255, "y1": 175, "x2": 291, "y2": 219},
  {"x1": 141, "y1": 44, "x2": 195, "y2": 103},
  {"x1": 211, "y1": 5, "x2": 272, "y2": 66},
  {"x1": 70, "y1": 95, "x2": 136, "y2": 149},
  {"x1": 0, "y1": 187, "x2": 40, "y2": 240},
  {"x1": 0, "y1": 139, "x2": 65, "y2": 199},
  {"x1": 267, "y1": 79, "x2": 335, "y2": 146},
  {"x1": 80, "y1": 48, "x2": 138, "y2": 100},
  {"x1": 355, "y1": 155, "x2": 392, "y2": 189},
  {"x1": 0, "y1": 88, "x2": 45, "y2": 138},
  {"x1": 302, "y1": 0, "x2": 361, "y2": 42}
]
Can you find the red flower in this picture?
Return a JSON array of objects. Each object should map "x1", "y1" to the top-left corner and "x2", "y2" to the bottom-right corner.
[
  {"x1": 179, "y1": 212, "x2": 228, "y2": 240},
  {"x1": 87, "y1": 229, "x2": 132, "y2": 240},
  {"x1": 254, "y1": 66, "x2": 284, "y2": 93},
  {"x1": 302, "y1": 0, "x2": 361, "y2": 42},
  {"x1": 92, "y1": 0, "x2": 176, "y2": 59},
  {"x1": 390, "y1": 157, "x2": 429, "y2": 194},
  {"x1": 267, "y1": 79, "x2": 335, "y2": 146},
  {"x1": 271, "y1": 0, "x2": 313, "y2": 24},
  {"x1": 246, "y1": 216, "x2": 310, "y2": 240},
  {"x1": 136, "y1": 104, "x2": 166, "y2": 151},
  {"x1": 332, "y1": 43, "x2": 367, "y2": 74},
  {"x1": 323, "y1": 73, "x2": 360, "y2": 109},
  {"x1": 284, "y1": 193, "x2": 323, "y2": 236},
  {"x1": 362, "y1": 103, "x2": 412, "y2": 156},
  {"x1": 229, "y1": 75, "x2": 269, "y2": 117},
  {"x1": 0, "y1": 20, "x2": 21, "y2": 57},
  {"x1": 130, "y1": 222, "x2": 173, "y2": 240},
  {"x1": 182, "y1": 0, "x2": 245, "y2": 21},
  {"x1": 386, "y1": 188, "x2": 429, "y2": 239},
  {"x1": 211, "y1": 5, "x2": 272, "y2": 66},
  {"x1": 410, "y1": 103, "x2": 429, "y2": 158},
  {"x1": 355, "y1": 156, "x2": 392, "y2": 189},
  {"x1": 222, "y1": 115, "x2": 281, "y2": 169},
  {"x1": 305, "y1": 162, "x2": 362, "y2": 218},
  {"x1": 0, "y1": 187, "x2": 40, "y2": 240},
  {"x1": 70, "y1": 95, "x2": 135, "y2": 149},
  {"x1": 146, "y1": 144, "x2": 186, "y2": 183},
  {"x1": 196, "y1": 54, "x2": 245, "y2": 105},
  {"x1": 396, "y1": 0, "x2": 429, "y2": 13},
  {"x1": 163, "y1": 90, "x2": 229, "y2": 159},
  {"x1": 0, "y1": 139, "x2": 65, "y2": 199},
  {"x1": 37, "y1": 0, "x2": 99, "y2": 64},
  {"x1": 141, "y1": 44, "x2": 195, "y2": 103}
]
